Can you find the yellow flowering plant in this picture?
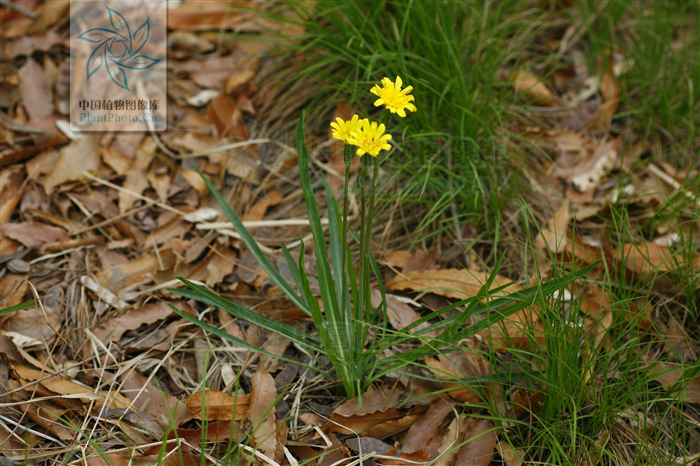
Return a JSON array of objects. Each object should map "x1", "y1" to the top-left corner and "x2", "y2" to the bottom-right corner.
[{"x1": 170, "y1": 76, "x2": 592, "y2": 399}]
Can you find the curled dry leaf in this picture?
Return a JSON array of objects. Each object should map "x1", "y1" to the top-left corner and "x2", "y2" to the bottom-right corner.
[{"x1": 434, "y1": 414, "x2": 468, "y2": 466}]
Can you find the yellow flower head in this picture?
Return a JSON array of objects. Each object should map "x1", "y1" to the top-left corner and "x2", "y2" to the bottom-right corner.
[
  {"x1": 330, "y1": 114, "x2": 362, "y2": 144},
  {"x1": 348, "y1": 119, "x2": 392, "y2": 157},
  {"x1": 370, "y1": 76, "x2": 417, "y2": 118}
]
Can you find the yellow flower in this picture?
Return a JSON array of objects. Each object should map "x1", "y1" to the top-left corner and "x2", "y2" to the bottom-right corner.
[
  {"x1": 330, "y1": 114, "x2": 362, "y2": 144},
  {"x1": 370, "y1": 76, "x2": 417, "y2": 118},
  {"x1": 348, "y1": 119, "x2": 392, "y2": 157}
]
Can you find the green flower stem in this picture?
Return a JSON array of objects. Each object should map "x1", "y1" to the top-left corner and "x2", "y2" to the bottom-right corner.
[
  {"x1": 355, "y1": 154, "x2": 372, "y2": 392},
  {"x1": 341, "y1": 144, "x2": 353, "y2": 327},
  {"x1": 363, "y1": 156, "x2": 380, "y2": 324}
]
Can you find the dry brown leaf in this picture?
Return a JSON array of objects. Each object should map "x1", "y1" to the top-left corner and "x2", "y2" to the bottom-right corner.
[
  {"x1": 8, "y1": 31, "x2": 65, "y2": 59},
  {"x1": 190, "y1": 56, "x2": 236, "y2": 89},
  {"x1": 372, "y1": 289, "x2": 435, "y2": 336},
  {"x1": 120, "y1": 369, "x2": 193, "y2": 429},
  {"x1": 0, "y1": 273, "x2": 28, "y2": 313},
  {"x1": 498, "y1": 442, "x2": 524, "y2": 466},
  {"x1": 13, "y1": 365, "x2": 132, "y2": 410},
  {"x1": 95, "y1": 249, "x2": 176, "y2": 293},
  {"x1": 382, "y1": 250, "x2": 414, "y2": 269},
  {"x1": 579, "y1": 283, "x2": 613, "y2": 350},
  {"x1": 0, "y1": 166, "x2": 23, "y2": 224},
  {"x1": 3, "y1": 284, "x2": 62, "y2": 346},
  {"x1": 534, "y1": 128, "x2": 593, "y2": 163},
  {"x1": 244, "y1": 190, "x2": 283, "y2": 222},
  {"x1": 401, "y1": 397, "x2": 455, "y2": 454},
  {"x1": 512, "y1": 70, "x2": 556, "y2": 106},
  {"x1": 346, "y1": 436, "x2": 393, "y2": 456},
  {"x1": 119, "y1": 139, "x2": 155, "y2": 213},
  {"x1": 388, "y1": 268, "x2": 522, "y2": 299},
  {"x1": 651, "y1": 364, "x2": 700, "y2": 404},
  {"x1": 42, "y1": 136, "x2": 101, "y2": 193},
  {"x1": 454, "y1": 418, "x2": 498, "y2": 466},
  {"x1": 225, "y1": 68, "x2": 257, "y2": 93},
  {"x1": 480, "y1": 314, "x2": 546, "y2": 351},
  {"x1": 330, "y1": 386, "x2": 416, "y2": 439},
  {"x1": 593, "y1": 62, "x2": 620, "y2": 128},
  {"x1": 167, "y1": 1, "x2": 258, "y2": 31},
  {"x1": 248, "y1": 370, "x2": 280, "y2": 460},
  {"x1": 1, "y1": 221, "x2": 69, "y2": 247},
  {"x1": 536, "y1": 201, "x2": 571, "y2": 253},
  {"x1": 618, "y1": 242, "x2": 687, "y2": 275},
  {"x1": 380, "y1": 448, "x2": 432, "y2": 465},
  {"x1": 18, "y1": 58, "x2": 53, "y2": 120},
  {"x1": 434, "y1": 415, "x2": 468, "y2": 466},
  {"x1": 187, "y1": 390, "x2": 250, "y2": 421},
  {"x1": 569, "y1": 136, "x2": 622, "y2": 192},
  {"x1": 27, "y1": 1, "x2": 69, "y2": 35},
  {"x1": 92, "y1": 302, "x2": 185, "y2": 349},
  {"x1": 20, "y1": 401, "x2": 73, "y2": 441},
  {"x1": 317, "y1": 433, "x2": 348, "y2": 466},
  {"x1": 258, "y1": 332, "x2": 292, "y2": 373},
  {"x1": 425, "y1": 352, "x2": 487, "y2": 403}
]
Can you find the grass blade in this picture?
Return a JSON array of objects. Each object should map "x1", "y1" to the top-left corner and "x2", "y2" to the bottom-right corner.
[{"x1": 194, "y1": 167, "x2": 309, "y2": 315}]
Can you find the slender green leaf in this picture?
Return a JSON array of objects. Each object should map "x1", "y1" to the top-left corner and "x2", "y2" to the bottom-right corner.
[
  {"x1": 194, "y1": 167, "x2": 309, "y2": 315},
  {"x1": 0, "y1": 300, "x2": 36, "y2": 317},
  {"x1": 296, "y1": 112, "x2": 343, "y2": 333},
  {"x1": 172, "y1": 277, "x2": 322, "y2": 350},
  {"x1": 169, "y1": 304, "x2": 322, "y2": 374}
]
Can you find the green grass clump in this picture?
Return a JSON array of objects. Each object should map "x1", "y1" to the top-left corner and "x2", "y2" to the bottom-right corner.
[{"x1": 263, "y1": 0, "x2": 551, "y2": 248}]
